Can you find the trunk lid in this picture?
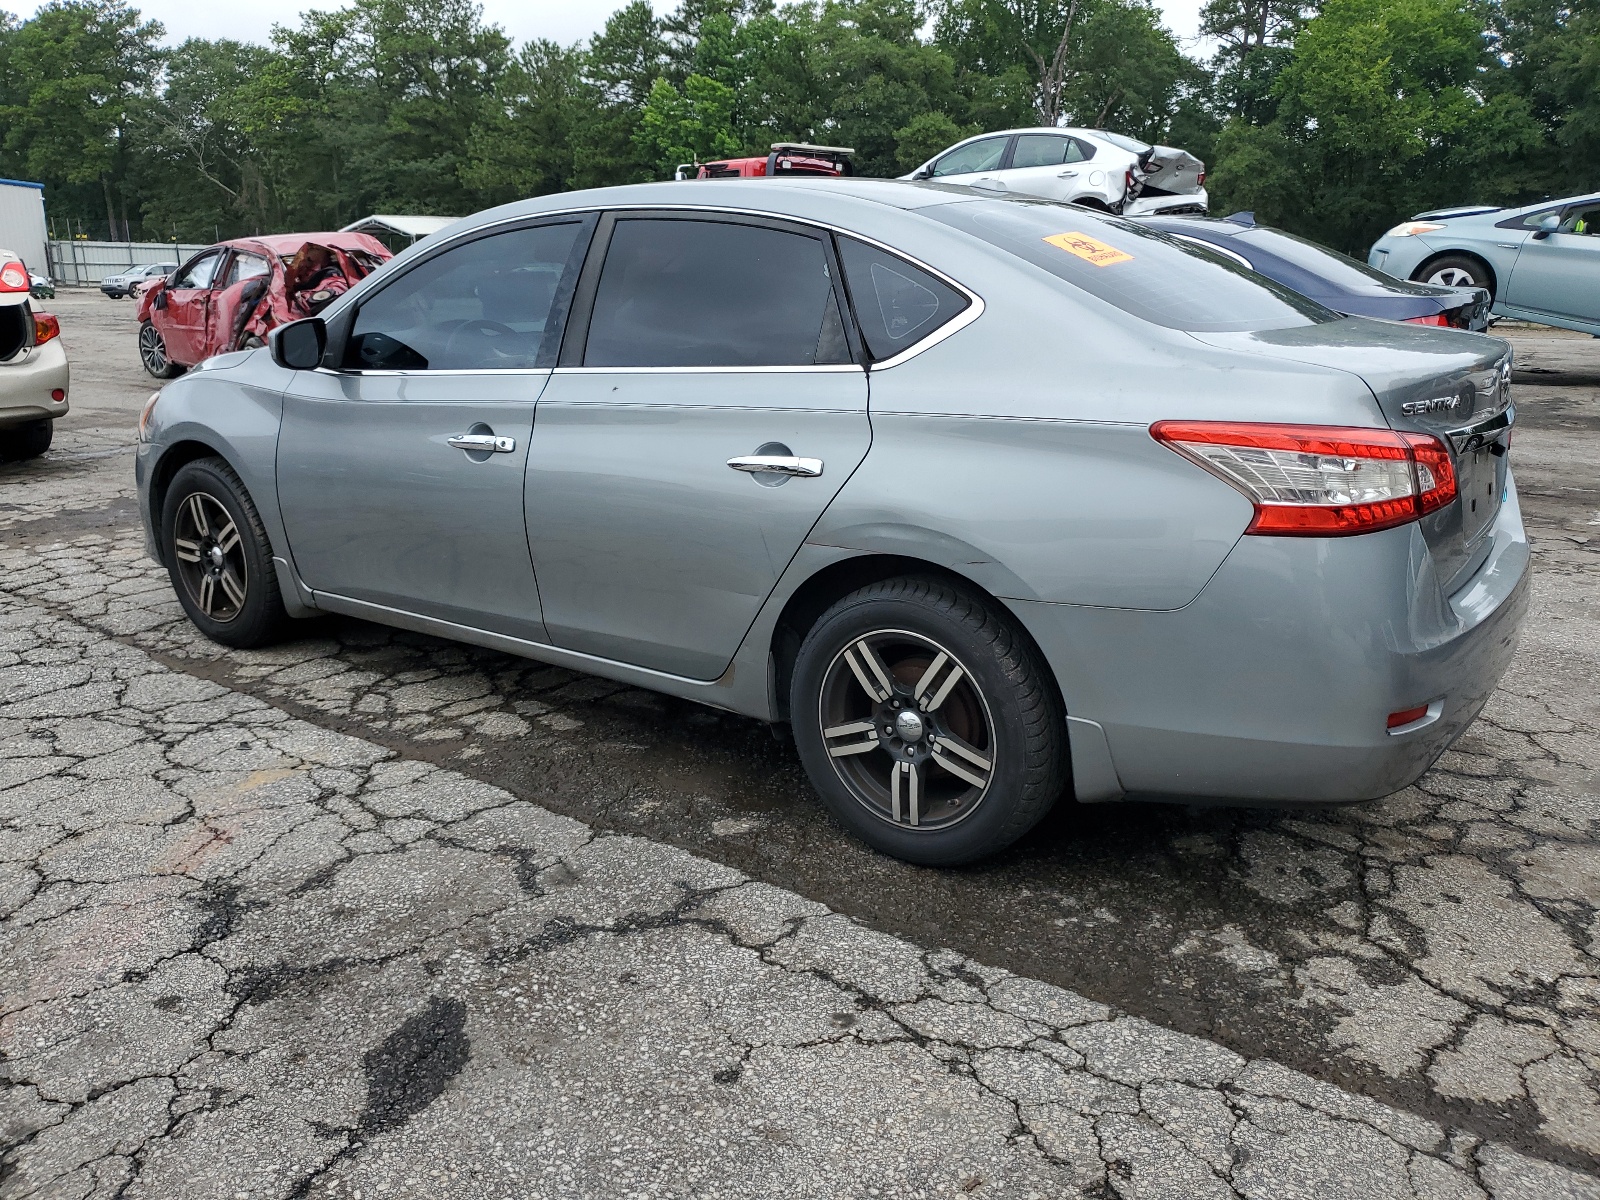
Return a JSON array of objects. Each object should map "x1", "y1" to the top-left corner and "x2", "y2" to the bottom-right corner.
[
  {"x1": 1138, "y1": 146, "x2": 1205, "y2": 195},
  {"x1": 1189, "y1": 318, "x2": 1513, "y2": 591}
]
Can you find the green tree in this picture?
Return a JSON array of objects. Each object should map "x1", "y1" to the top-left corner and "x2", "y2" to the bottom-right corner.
[{"x1": 635, "y1": 73, "x2": 743, "y2": 173}]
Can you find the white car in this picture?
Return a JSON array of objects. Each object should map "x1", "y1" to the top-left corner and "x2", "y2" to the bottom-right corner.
[
  {"x1": 903, "y1": 127, "x2": 1207, "y2": 216},
  {"x1": 0, "y1": 250, "x2": 69, "y2": 461}
]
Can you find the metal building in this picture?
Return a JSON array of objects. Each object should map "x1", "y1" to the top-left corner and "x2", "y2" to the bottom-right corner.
[
  {"x1": 339, "y1": 214, "x2": 456, "y2": 254},
  {"x1": 0, "y1": 179, "x2": 48, "y2": 280}
]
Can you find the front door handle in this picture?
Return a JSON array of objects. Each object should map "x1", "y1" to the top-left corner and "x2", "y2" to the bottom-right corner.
[
  {"x1": 727, "y1": 455, "x2": 823, "y2": 478},
  {"x1": 448, "y1": 433, "x2": 515, "y2": 453}
]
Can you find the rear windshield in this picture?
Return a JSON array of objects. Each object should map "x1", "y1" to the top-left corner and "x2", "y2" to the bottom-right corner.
[
  {"x1": 930, "y1": 199, "x2": 1338, "y2": 332},
  {"x1": 1234, "y1": 226, "x2": 1426, "y2": 293}
]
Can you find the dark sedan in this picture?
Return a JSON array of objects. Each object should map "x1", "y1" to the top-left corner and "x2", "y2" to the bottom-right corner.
[{"x1": 1135, "y1": 213, "x2": 1490, "y2": 330}]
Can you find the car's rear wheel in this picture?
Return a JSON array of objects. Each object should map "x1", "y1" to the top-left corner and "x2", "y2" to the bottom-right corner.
[
  {"x1": 0, "y1": 418, "x2": 52, "y2": 461},
  {"x1": 1416, "y1": 255, "x2": 1491, "y2": 296},
  {"x1": 790, "y1": 575, "x2": 1066, "y2": 865},
  {"x1": 139, "y1": 321, "x2": 183, "y2": 379},
  {"x1": 161, "y1": 458, "x2": 287, "y2": 648}
]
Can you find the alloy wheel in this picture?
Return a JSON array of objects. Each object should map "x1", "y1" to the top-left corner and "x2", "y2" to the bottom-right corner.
[
  {"x1": 172, "y1": 492, "x2": 248, "y2": 623},
  {"x1": 817, "y1": 629, "x2": 996, "y2": 830},
  {"x1": 1427, "y1": 266, "x2": 1478, "y2": 288},
  {"x1": 139, "y1": 323, "x2": 169, "y2": 374}
]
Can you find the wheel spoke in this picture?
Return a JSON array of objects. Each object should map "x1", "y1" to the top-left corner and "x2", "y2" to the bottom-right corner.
[
  {"x1": 917, "y1": 657, "x2": 965, "y2": 713},
  {"x1": 932, "y1": 731, "x2": 992, "y2": 791},
  {"x1": 215, "y1": 521, "x2": 240, "y2": 554},
  {"x1": 890, "y1": 759, "x2": 921, "y2": 825},
  {"x1": 173, "y1": 537, "x2": 201, "y2": 563},
  {"x1": 186, "y1": 494, "x2": 209, "y2": 537},
  {"x1": 219, "y1": 567, "x2": 246, "y2": 608},
  {"x1": 824, "y1": 719, "x2": 879, "y2": 758},
  {"x1": 198, "y1": 574, "x2": 216, "y2": 616},
  {"x1": 843, "y1": 639, "x2": 894, "y2": 702}
]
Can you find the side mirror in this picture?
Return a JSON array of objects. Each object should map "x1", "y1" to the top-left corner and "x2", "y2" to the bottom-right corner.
[
  {"x1": 1532, "y1": 212, "x2": 1561, "y2": 240},
  {"x1": 913, "y1": 166, "x2": 934, "y2": 181},
  {"x1": 270, "y1": 317, "x2": 327, "y2": 370}
]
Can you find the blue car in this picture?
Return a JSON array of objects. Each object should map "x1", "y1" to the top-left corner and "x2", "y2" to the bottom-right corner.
[{"x1": 1368, "y1": 192, "x2": 1600, "y2": 335}]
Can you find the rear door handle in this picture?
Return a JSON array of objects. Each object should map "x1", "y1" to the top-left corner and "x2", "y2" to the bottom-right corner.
[
  {"x1": 1057, "y1": 169, "x2": 1079, "y2": 177},
  {"x1": 727, "y1": 455, "x2": 823, "y2": 477},
  {"x1": 448, "y1": 433, "x2": 516, "y2": 453}
]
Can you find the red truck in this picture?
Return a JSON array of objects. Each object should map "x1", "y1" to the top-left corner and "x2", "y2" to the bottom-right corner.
[
  {"x1": 675, "y1": 143, "x2": 855, "y2": 181},
  {"x1": 137, "y1": 232, "x2": 390, "y2": 378}
]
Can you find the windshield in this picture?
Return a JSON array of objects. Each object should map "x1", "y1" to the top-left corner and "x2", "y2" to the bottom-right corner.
[
  {"x1": 1233, "y1": 227, "x2": 1429, "y2": 292},
  {"x1": 1094, "y1": 131, "x2": 1152, "y2": 154},
  {"x1": 931, "y1": 199, "x2": 1338, "y2": 333}
]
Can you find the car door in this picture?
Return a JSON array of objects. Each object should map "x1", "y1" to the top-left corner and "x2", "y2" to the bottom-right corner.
[
  {"x1": 1502, "y1": 200, "x2": 1600, "y2": 325},
  {"x1": 526, "y1": 211, "x2": 871, "y2": 680},
  {"x1": 998, "y1": 134, "x2": 1094, "y2": 202},
  {"x1": 927, "y1": 136, "x2": 1013, "y2": 191},
  {"x1": 158, "y1": 250, "x2": 224, "y2": 364},
  {"x1": 209, "y1": 250, "x2": 273, "y2": 356},
  {"x1": 276, "y1": 215, "x2": 594, "y2": 642}
]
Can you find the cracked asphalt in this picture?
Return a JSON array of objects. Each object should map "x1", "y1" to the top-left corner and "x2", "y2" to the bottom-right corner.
[{"x1": 2, "y1": 295, "x2": 1598, "y2": 1198}]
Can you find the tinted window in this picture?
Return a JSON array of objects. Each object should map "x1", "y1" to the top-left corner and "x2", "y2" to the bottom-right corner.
[
  {"x1": 931, "y1": 200, "x2": 1336, "y2": 332},
  {"x1": 584, "y1": 218, "x2": 848, "y2": 368},
  {"x1": 1563, "y1": 203, "x2": 1599, "y2": 234},
  {"x1": 172, "y1": 252, "x2": 221, "y2": 290},
  {"x1": 1234, "y1": 227, "x2": 1411, "y2": 290},
  {"x1": 348, "y1": 222, "x2": 583, "y2": 371},
  {"x1": 932, "y1": 138, "x2": 1008, "y2": 177},
  {"x1": 838, "y1": 237, "x2": 970, "y2": 360},
  {"x1": 223, "y1": 253, "x2": 271, "y2": 289},
  {"x1": 1011, "y1": 135, "x2": 1087, "y2": 168}
]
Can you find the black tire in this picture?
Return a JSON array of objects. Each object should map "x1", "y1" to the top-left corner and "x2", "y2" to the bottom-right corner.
[
  {"x1": 1414, "y1": 254, "x2": 1493, "y2": 298},
  {"x1": 139, "y1": 321, "x2": 183, "y2": 379},
  {"x1": 790, "y1": 575, "x2": 1066, "y2": 865},
  {"x1": 160, "y1": 457, "x2": 287, "y2": 648},
  {"x1": 0, "y1": 418, "x2": 53, "y2": 461}
]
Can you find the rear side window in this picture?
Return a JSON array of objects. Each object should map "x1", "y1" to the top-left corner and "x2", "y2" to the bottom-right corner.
[
  {"x1": 583, "y1": 218, "x2": 849, "y2": 368},
  {"x1": 347, "y1": 221, "x2": 584, "y2": 371},
  {"x1": 837, "y1": 237, "x2": 970, "y2": 361},
  {"x1": 931, "y1": 200, "x2": 1336, "y2": 332},
  {"x1": 1011, "y1": 135, "x2": 1089, "y2": 168}
]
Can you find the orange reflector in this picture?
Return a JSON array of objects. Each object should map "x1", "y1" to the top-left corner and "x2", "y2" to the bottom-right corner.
[{"x1": 1387, "y1": 705, "x2": 1430, "y2": 729}]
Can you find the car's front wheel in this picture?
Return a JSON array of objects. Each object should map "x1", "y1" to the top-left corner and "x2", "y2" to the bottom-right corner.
[
  {"x1": 1416, "y1": 254, "x2": 1492, "y2": 296},
  {"x1": 139, "y1": 321, "x2": 183, "y2": 379},
  {"x1": 160, "y1": 457, "x2": 287, "y2": 647},
  {"x1": 790, "y1": 575, "x2": 1066, "y2": 865},
  {"x1": 0, "y1": 418, "x2": 53, "y2": 461}
]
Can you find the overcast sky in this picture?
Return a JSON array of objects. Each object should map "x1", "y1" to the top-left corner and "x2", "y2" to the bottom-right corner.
[{"x1": 8, "y1": 0, "x2": 1214, "y2": 56}]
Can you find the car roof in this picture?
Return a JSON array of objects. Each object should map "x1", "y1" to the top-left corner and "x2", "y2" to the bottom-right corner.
[{"x1": 214, "y1": 232, "x2": 390, "y2": 257}]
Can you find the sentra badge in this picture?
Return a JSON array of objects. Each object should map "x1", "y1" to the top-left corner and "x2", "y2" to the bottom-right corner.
[{"x1": 1401, "y1": 394, "x2": 1463, "y2": 415}]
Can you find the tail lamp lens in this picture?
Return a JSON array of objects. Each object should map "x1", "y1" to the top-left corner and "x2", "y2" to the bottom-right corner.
[
  {"x1": 1403, "y1": 313, "x2": 1450, "y2": 327},
  {"x1": 0, "y1": 262, "x2": 27, "y2": 291},
  {"x1": 1150, "y1": 421, "x2": 1458, "y2": 536},
  {"x1": 1197, "y1": 171, "x2": 1206, "y2": 186},
  {"x1": 33, "y1": 313, "x2": 59, "y2": 345}
]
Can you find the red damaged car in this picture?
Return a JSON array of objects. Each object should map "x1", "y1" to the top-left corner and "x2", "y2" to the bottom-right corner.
[{"x1": 137, "y1": 232, "x2": 391, "y2": 378}]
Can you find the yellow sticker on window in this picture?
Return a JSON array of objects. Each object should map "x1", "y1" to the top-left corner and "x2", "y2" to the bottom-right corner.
[{"x1": 1042, "y1": 232, "x2": 1134, "y2": 267}]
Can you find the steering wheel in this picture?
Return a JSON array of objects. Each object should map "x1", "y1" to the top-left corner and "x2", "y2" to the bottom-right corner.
[{"x1": 441, "y1": 319, "x2": 520, "y2": 364}]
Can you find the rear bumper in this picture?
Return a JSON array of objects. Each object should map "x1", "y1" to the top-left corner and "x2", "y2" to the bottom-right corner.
[
  {"x1": 1123, "y1": 189, "x2": 1209, "y2": 218},
  {"x1": 0, "y1": 339, "x2": 70, "y2": 425},
  {"x1": 1013, "y1": 475, "x2": 1530, "y2": 804}
]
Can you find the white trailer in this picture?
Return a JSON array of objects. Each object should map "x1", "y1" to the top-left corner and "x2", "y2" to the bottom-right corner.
[{"x1": 0, "y1": 179, "x2": 48, "y2": 281}]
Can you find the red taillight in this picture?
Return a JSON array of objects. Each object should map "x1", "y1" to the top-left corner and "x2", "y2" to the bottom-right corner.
[
  {"x1": 1403, "y1": 313, "x2": 1450, "y2": 327},
  {"x1": 1150, "y1": 421, "x2": 1458, "y2": 536},
  {"x1": 0, "y1": 262, "x2": 27, "y2": 291},
  {"x1": 1197, "y1": 171, "x2": 1206, "y2": 186},
  {"x1": 1387, "y1": 704, "x2": 1430, "y2": 729},
  {"x1": 1124, "y1": 168, "x2": 1137, "y2": 195},
  {"x1": 33, "y1": 312, "x2": 59, "y2": 345}
]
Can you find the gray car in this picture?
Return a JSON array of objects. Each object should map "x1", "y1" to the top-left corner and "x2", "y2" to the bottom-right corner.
[{"x1": 135, "y1": 181, "x2": 1529, "y2": 865}]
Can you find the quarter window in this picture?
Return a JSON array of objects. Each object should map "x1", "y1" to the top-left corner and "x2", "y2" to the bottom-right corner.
[
  {"x1": 171, "y1": 252, "x2": 222, "y2": 290},
  {"x1": 583, "y1": 218, "x2": 850, "y2": 368},
  {"x1": 837, "y1": 237, "x2": 970, "y2": 361},
  {"x1": 347, "y1": 222, "x2": 584, "y2": 371},
  {"x1": 931, "y1": 138, "x2": 1008, "y2": 178}
]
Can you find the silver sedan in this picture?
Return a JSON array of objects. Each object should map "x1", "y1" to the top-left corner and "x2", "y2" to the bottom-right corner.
[{"x1": 135, "y1": 181, "x2": 1529, "y2": 865}]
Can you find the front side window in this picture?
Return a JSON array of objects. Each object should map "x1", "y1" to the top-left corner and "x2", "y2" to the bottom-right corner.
[
  {"x1": 347, "y1": 222, "x2": 584, "y2": 371},
  {"x1": 1563, "y1": 203, "x2": 1599, "y2": 235},
  {"x1": 837, "y1": 237, "x2": 970, "y2": 360},
  {"x1": 223, "y1": 253, "x2": 271, "y2": 289},
  {"x1": 1011, "y1": 135, "x2": 1087, "y2": 169},
  {"x1": 171, "y1": 252, "x2": 221, "y2": 290},
  {"x1": 931, "y1": 138, "x2": 1008, "y2": 178},
  {"x1": 583, "y1": 218, "x2": 849, "y2": 368}
]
